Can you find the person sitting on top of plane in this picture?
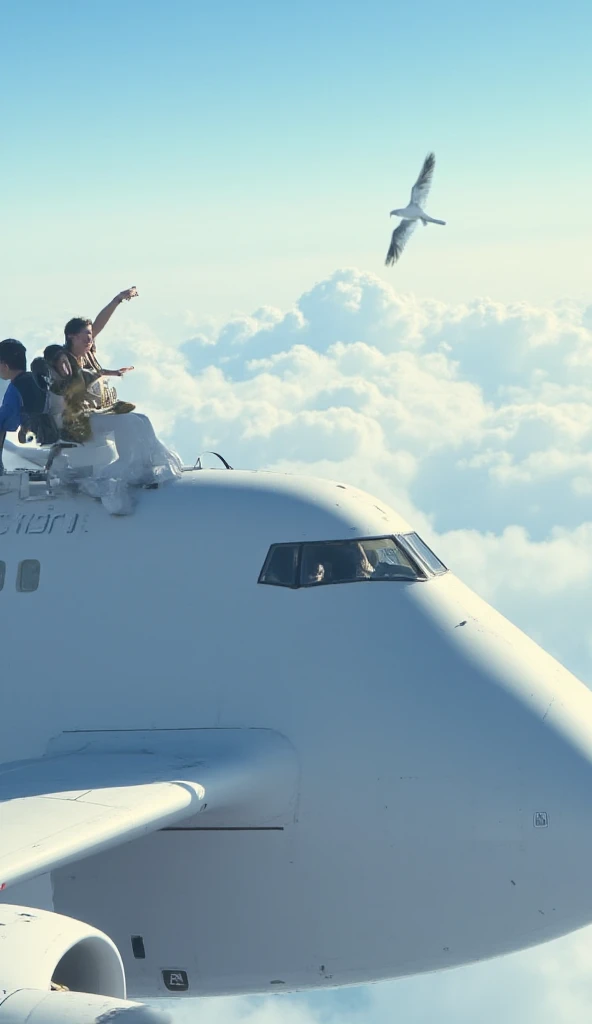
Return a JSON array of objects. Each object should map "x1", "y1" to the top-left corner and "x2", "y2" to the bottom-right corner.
[
  {"x1": 35, "y1": 345, "x2": 76, "y2": 437},
  {"x1": 43, "y1": 344, "x2": 72, "y2": 383},
  {"x1": 50, "y1": 340, "x2": 182, "y2": 488},
  {"x1": 0, "y1": 339, "x2": 59, "y2": 467},
  {"x1": 46, "y1": 341, "x2": 135, "y2": 444},
  {"x1": 0, "y1": 339, "x2": 26, "y2": 474},
  {"x1": 0, "y1": 339, "x2": 27, "y2": 426},
  {"x1": 40, "y1": 290, "x2": 181, "y2": 489},
  {"x1": 35, "y1": 344, "x2": 182, "y2": 492},
  {"x1": 63, "y1": 286, "x2": 137, "y2": 409},
  {"x1": 39, "y1": 343, "x2": 120, "y2": 443}
]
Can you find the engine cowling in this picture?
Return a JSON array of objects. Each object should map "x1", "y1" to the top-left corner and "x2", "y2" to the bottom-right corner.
[
  {"x1": 0, "y1": 906, "x2": 171, "y2": 1023},
  {"x1": 0, "y1": 905, "x2": 125, "y2": 996},
  {"x1": 0, "y1": 991, "x2": 172, "y2": 1024}
]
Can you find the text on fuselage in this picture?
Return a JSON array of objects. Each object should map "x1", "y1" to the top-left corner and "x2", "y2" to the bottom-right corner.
[{"x1": 0, "y1": 512, "x2": 86, "y2": 536}]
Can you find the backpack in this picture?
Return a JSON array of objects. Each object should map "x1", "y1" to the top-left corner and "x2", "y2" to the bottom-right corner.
[{"x1": 12, "y1": 365, "x2": 60, "y2": 446}]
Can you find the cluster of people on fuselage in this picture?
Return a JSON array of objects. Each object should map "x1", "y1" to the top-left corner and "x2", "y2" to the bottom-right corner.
[{"x1": 0, "y1": 287, "x2": 182, "y2": 488}]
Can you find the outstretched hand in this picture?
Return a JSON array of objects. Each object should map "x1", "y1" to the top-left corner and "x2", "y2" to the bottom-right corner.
[
  {"x1": 117, "y1": 286, "x2": 138, "y2": 303},
  {"x1": 116, "y1": 366, "x2": 135, "y2": 376}
]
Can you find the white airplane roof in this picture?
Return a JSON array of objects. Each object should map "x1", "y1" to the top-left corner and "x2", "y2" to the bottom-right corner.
[
  {"x1": 174, "y1": 466, "x2": 414, "y2": 541},
  {"x1": 1, "y1": 439, "x2": 414, "y2": 540}
]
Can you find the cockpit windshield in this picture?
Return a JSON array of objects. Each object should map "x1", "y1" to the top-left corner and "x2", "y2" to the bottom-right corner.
[
  {"x1": 258, "y1": 535, "x2": 446, "y2": 589},
  {"x1": 397, "y1": 532, "x2": 447, "y2": 575},
  {"x1": 300, "y1": 538, "x2": 418, "y2": 586}
]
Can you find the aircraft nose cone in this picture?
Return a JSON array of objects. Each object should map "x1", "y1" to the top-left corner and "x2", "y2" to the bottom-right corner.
[
  {"x1": 488, "y1": 693, "x2": 592, "y2": 957},
  {"x1": 390, "y1": 575, "x2": 592, "y2": 966}
]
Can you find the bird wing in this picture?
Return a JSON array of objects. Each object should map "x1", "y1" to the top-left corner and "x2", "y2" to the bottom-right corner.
[
  {"x1": 410, "y1": 152, "x2": 436, "y2": 207},
  {"x1": 385, "y1": 219, "x2": 417, "y2": 266}
]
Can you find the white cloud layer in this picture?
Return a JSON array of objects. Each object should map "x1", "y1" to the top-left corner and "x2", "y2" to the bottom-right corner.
[{"x1": 72, "y1": 267, "x2": 592, "y2": 680}]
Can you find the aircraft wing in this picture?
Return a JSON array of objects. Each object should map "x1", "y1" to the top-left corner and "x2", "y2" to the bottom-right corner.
[
  {"x1": 0, "y1": 731, "x2": 297, "y2": 890},
  {"x1": 0, "y1": 751, "x2": 209, "y2": 890}
]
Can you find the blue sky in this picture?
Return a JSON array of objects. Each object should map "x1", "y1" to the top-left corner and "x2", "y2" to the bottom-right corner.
[
  {"x1": 2, "y1": 2, "x2": 592, "y2": 1021},
  {"x1": 2, "y1": 0, "x2": 592, "y2": 322}
]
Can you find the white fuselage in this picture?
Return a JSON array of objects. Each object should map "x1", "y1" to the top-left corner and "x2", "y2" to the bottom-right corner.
[{"x1": 2, "y1": 455, "x2": 592, "y2": 999}]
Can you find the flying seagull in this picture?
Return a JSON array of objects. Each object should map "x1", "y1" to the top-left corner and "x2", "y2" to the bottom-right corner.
[{"x1": 385, "y1": 152, "x2": 446, "y2": 266}]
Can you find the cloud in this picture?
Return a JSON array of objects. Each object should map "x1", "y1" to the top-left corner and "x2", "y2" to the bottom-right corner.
[
  {"x1": 82, "y1": 267, "x2": 590, "y2": 537},
  {"x1": 64, "y1": 265, "x2": 592, "y2": 675},
  {"x1": 10, "y1": 268, "x2": 592, "y2": 680}
]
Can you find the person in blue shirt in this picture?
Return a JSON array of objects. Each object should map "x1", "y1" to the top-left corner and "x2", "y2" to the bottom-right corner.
[{"x1": 0, "y1": 339, "x2": 28, "y2": 475}]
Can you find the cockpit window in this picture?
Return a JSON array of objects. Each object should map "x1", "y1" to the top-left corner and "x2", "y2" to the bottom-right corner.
[
  {"x1": 259, "y1": 536, "x2": 426, "y2": 589},
  {"x1": 258, "y1": 543, "x2": 299, "y2": 587},
  {"x1": 398, "y1": 533, "x2": 447, "y2": 575},
  {"x1": 300, "y1": 538, "x2": 420, "y2": 586}
]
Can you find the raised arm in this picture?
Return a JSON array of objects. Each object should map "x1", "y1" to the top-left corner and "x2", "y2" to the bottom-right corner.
[
  {"x1": 92, "y1": 286, "x2": 138, "y2": 338},
  {"x1": 98, "y1": 366, "x2": 135, "y2": 377}
]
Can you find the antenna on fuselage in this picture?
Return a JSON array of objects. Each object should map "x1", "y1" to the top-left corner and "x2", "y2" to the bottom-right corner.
[{"x1": 192, "y1": 451, "x2": 233, "y2": 470}]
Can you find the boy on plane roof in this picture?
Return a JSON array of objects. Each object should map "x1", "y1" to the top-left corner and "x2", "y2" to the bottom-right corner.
[
  {"x1": 0, "y1": 340, "x2": 28, "y2": 474},
  {"x1": 0, "y1": 339, "x2": 59, "y2": 466},
  {"x1": 0, "y1": 339, "x2": 27, "y2": 429}
]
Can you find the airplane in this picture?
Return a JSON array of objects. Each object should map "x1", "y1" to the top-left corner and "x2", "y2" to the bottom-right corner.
[{"x1": 1, "y1": 431, "x2": 592, "y2": 1024}]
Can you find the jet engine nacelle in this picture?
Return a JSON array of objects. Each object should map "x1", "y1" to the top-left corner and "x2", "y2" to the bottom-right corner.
[
  {"x1": 0, "y1": 906, "x2": 171, "y2": 1024},
  {"x1": 0, "y1": 991, "x2": 172, "y2": 1024},
  {"x1": 0, "y1": 904, "x2": 125, "y2": 998}
]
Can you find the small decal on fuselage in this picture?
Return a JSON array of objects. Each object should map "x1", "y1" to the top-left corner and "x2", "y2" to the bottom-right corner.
[
  {"x1": 162, "y1": 970, "x2": 189, "y2": 992},
  {"x1": 0, "y1": 512, "x2": 87, "y2": 536},
  {"x1": 534, "y1": 811, "x2": 549, "y2": 828}
]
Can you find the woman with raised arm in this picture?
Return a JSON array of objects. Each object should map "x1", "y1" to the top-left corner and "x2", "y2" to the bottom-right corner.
[
  {"x1": 58, "y1": 289, "x2": 182, "y2": 489},
  {"x1": 63, "y1": 286, "x2": 137, "y2": 409}
]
